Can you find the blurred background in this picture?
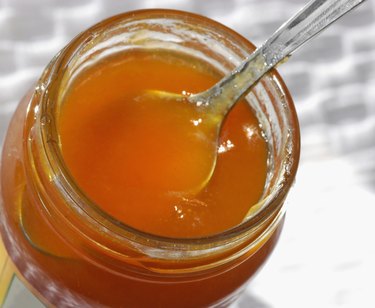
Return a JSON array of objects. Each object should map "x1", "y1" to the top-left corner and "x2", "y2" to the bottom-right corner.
[{"x1": 0, "y1": 0, "x2": 374, "y2": 307}]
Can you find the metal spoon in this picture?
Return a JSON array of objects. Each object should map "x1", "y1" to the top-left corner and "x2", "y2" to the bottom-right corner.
[{"x1": 145, "y1": 0, "x2": 366, "y2": 193}]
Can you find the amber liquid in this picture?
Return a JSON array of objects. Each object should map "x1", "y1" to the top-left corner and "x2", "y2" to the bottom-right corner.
[
  {"x1": 0, "y1": 49, "x2": 281, "y2": 307},
  {"x1": 59, "y1": 50, "x2": 268, "y2": 238}
]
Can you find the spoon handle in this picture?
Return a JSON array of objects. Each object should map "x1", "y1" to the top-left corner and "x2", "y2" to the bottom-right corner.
[
  {"x1": 261, "y1": 0, "x2": 365, "y2": 66},
  {"x1": 206, "y1": 0, "x2": 366, "y2": 115}
]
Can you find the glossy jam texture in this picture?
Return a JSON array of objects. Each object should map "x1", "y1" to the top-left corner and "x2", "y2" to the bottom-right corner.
[{"x1": 58, "y1": 49, "x2": 268, "y2": 238}]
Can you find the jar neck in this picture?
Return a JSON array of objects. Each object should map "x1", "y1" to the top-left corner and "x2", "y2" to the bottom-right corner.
[{"x1": 22, "y1": 10, "x2": 299, "y2": 275}]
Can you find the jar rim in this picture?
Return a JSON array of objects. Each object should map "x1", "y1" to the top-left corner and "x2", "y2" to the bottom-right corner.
[{"x1": 32, "y1": 9, "x2": 300, "y2": 252}]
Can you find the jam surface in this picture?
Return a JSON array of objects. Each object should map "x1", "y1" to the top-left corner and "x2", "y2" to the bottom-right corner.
[{"x1": 59, "y1": 50, "x2": 268, "y2": 237}]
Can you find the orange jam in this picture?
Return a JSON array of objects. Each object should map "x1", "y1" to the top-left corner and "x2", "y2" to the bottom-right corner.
[
  {"x1": 0, "y1": 10, "x2": 300, "y2": 307},
  {"x1": 59, "y1": 50, "x2": 268, "y2": 237}
]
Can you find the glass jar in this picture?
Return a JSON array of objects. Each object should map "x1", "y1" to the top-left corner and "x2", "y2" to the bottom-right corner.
[{"x1": 0, "y1": 9, "x2": 300, "y2": 307}]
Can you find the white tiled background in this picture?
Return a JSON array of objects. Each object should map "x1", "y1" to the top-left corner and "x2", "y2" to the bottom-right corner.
[{"x1": 1, "y1": 0, "x2": 375, "y2": 307}]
